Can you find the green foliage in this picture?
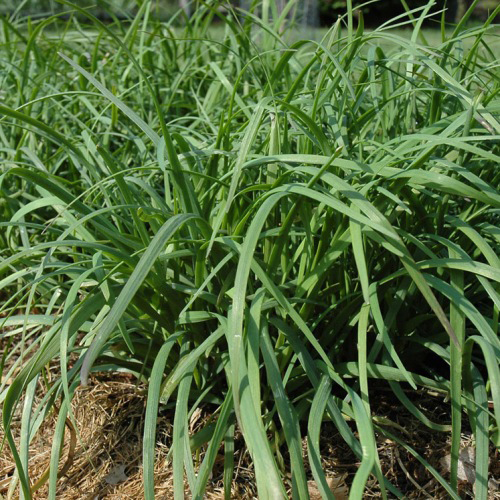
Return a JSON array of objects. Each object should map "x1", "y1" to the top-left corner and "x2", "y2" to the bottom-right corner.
[
  {"x1": 1, "y1": 0, "x2": 499, "y2": 498},
  {"x1": 1, "y1": 0, "x2": 494, "y2": 25},
  {"x1": 0, "y1": 0, "x2": 137, "y2": 18}
]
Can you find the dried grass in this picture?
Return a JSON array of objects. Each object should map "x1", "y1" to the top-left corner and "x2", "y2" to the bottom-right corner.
[{"x1": 1, "y1": 375, "x2": 499, "y2": 499}]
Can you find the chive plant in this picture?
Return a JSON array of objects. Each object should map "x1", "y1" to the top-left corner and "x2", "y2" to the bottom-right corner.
[{"x1": 1, "y1": 0, "x2": 499, "y2": 498}]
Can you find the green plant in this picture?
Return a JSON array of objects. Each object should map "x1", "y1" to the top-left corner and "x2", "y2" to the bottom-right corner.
[{"x1": 1, "y1": 0, "x2": 499, "y2": 498}]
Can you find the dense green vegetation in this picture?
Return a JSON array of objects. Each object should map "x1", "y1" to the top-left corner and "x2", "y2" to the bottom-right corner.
[
  {"x1": 0, "y1": 0, "x2": 499, "y2": 498},
  {"x1": 1, "y1": 0, "x2": 496, "y2": 24}
]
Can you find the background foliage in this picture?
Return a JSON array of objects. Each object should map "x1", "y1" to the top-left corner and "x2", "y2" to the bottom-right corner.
[{"x1": 0, "y1": 0, "x2": 497, "y2": 24}]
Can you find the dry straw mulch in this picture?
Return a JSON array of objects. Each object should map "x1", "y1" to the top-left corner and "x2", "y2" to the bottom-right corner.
[
  {"x1": 0, "y1": 373, "x2": 252, "y2": 499},
  {"x1": 1, "y1": 374, "x2": 499, "y2": 499}
]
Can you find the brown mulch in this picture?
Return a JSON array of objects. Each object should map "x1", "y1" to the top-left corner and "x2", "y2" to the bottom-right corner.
[{"x1": 0, "y1": 373, "x2": 499, "y2": 499}]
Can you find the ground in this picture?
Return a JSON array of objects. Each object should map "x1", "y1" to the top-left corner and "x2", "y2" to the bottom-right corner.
[{"x1": 1, "y1": 371, "x2": 499, "y2": 499}]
